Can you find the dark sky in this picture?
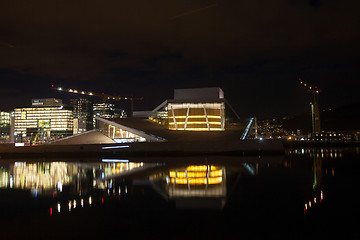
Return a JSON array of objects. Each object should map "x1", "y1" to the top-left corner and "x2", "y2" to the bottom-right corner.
[{"x1": 1, "y1": 0, "x2": 359, "y2": 118}]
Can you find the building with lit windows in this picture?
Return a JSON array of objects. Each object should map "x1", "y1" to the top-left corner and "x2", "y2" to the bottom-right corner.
[
  {"x1": 0, "y1": 111, "x2": 10, "y2": 142},
  {"x1": 94, "y1": 87, "x2": 255, "y2": 143},
  {"x1": 93, "y1": 103, "x2": 116, "y2": 119},
  {"x1": 14, "y1": 99, "x2": 73, "y2": 143},
  {"x1": 71, "y1": 98, "x2": 93, "y2": 134}
]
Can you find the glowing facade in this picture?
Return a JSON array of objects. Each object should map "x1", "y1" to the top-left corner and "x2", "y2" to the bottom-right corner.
[
  {"x1": 0, "y1": 111, "x2": 10, "y2": 127},
  {"x1": 150, "y1": 87, "x2": 239, "y2": 131},
  {"x1": 168, "y1": 102, "x2": 225, "y2": 131},
  {"x1": 14, "y1": 99, "x2": 73, "y2": 142},
  {"x1": 0, "y1": 111, "x2": 10, "y2": 141}
]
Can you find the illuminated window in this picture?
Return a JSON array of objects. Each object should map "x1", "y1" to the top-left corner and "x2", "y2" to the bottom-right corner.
[{"x1": 167, "y1": 103, "x2": 225, "y2": 131}]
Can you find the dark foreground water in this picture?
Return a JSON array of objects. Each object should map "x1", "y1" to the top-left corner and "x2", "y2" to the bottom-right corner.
[{"x1": 0, "y1": 147, "x2": 359, "y2": 239}]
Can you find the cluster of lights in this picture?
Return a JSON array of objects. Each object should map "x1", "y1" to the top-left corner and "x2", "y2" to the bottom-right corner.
[
  {"x1": 299, "y1": 78, "x2": 320, "y2": 94},
  {"x1": 288, "y1": 148, "x2": 342, "y2": 159},
  {"x1": 50, "y1": 196, "x2": 94, "y2": 216},
  {"x1": 304, "y1": 191, "x2": 324, "y2": 214},
  {"x1": 50, "y1": 184, "x2": 130, "y2": 216},
  {"x1": 52, "y1": 85, "x2": 132, "y2": 100}
]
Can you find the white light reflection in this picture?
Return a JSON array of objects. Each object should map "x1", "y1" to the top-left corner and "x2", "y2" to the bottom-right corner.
[
  {"x1": 57, "y1": 203, "x2": 61, "y2": 213},
  {"x1": 57, "y1": 181, "x2": 63, "y2": 192},
  {"x1": 101, "y1": 145, "x2": 129, "y2": 150},
  {"x1": 9, "y1": 175, "x2": 13, "y2": 188},
  {"x1": 102, "y1": 159, "x2": 129, "y2": 163}
]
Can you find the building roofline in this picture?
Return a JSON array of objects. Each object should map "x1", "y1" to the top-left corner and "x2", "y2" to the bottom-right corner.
[{"x1": 95, "y1": 116, "x2": 166, "y2": 142}]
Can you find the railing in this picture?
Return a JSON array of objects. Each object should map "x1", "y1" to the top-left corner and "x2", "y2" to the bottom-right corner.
[{"x1": 240, "y1": 117, "x2": 254, "y2": 140}]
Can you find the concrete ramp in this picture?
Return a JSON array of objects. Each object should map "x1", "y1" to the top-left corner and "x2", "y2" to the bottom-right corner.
[{"x1": 51, "y1": 130, "x2": 116, "y2": 145}]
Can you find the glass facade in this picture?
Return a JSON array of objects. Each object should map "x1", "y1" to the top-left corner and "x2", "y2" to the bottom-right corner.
[
  {"x1": 14, "y1": 107, "x2": 73, "y2": 142},
  {"x1": 168, "y1": 102, "x2": 225, "y2": 131},
  {"x1": 93, "y1": 103, "x2": 116, "y2": 119},
  {"x1": 150, "y1": 102, "x2": 226, "y2": 131},
  {"x1": 97, "y1": 118, "x2": 147, "y2": 143},
  {"x1": 72, "y1": 98, "x2": 93, "y2": 133}
]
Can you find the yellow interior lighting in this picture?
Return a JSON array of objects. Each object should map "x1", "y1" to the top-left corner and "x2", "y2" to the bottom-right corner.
[
  {"x1": 169, "y1": 122, "x2": 221, "y2": 125},
  {"x1": 172, "y1": 115, "x2": 221, "y2": 119},
  {"x1": 168, "y1": 128, "x2": 223, "y2": 131}
]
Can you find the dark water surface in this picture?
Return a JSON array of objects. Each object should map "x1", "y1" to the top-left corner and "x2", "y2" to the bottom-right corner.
[{"x1": 0, "y1": 147, "x2": 359, "y2": 239}]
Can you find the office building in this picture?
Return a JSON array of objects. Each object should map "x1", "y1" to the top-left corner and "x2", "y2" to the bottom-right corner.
[
  {"x1": 71, "y1": 98, "x2": 93, "y2": 134},
  {"x1": 0, "y1": 111, "x2": 10, "y2": 142},
  {"x1": 14, "y1": 98, "x2": 73, "y2": 143}
]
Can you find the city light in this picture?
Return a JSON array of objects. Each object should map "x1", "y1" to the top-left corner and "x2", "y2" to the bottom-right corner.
[
  {"x1": 102, "y1": 159, "x2": 129, "y2": 163},
  {"x1": 101, "y1": 145, "x2": 129, "y2": 150}
]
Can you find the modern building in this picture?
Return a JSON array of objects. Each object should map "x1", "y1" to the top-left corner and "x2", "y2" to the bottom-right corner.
[
  {"x1": 14, "y1": 98, "x2": 73, "y2": 143},
  {"x1": 93, "y1": 102, "x2": 127, "y2": 129},
  {"x1": 0, "y1": 111, "x2": 10, "y2": 142},
  {"x1": 71, "y1": 98, "x2": 93, "y2": 134},
  {"x1": 149, "y1": 88, "x2": 238, "y2": 131},
  {"x1": 93, "y1": 103, "x2": 116, "y2": 120},
  {"x1": 94, "y1": 87, "x2": 255, "y2": 143}
]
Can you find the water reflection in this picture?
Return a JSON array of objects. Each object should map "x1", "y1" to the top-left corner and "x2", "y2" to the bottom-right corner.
[
  {"x1": 0, "y1": 161, "x2": 144, "y2": 196},
  {"x1": 287, "y1": 147, "x2": 343, "y2": 158},
  {"x1": 0, "y1": 147, "x2": 342, "y2": 216},
  {"x1": 149, "y1": 165, "x2": 227, "y2": 209}
]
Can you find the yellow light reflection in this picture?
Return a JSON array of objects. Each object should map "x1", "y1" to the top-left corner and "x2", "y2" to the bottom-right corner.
[
  {"x1": 170, "y1": 177, "x2": 222, "y2": 185},
  {"x1": 169, "y1": 165, "x2": 223, "y2": 185}
]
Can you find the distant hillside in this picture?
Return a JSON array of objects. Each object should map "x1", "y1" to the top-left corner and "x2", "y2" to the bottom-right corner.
[{"x1": 270, "y1": 101, "x2": 360, "y2": 133}]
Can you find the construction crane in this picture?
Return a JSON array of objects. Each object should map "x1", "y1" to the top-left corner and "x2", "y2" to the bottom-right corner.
[
  {"x1": 51, "y1": 85, "x2": 143, "y2": 117},
  {"x1": 299, "y1": 78, "x2": 321, "y2": 133}
]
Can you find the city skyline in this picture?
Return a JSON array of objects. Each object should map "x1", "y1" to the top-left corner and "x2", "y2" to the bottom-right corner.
[{"x1": 1, "y1": 0, "x2": 359, "y2": 118}]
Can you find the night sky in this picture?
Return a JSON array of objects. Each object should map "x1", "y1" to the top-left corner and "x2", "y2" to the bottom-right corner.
[{"x1": 1, "y1": 0, "x2": 359, "y2": 118}]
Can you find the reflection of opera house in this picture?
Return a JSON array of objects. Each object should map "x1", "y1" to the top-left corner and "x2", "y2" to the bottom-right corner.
[
  {"x1": 88, "y1": 87, "x2": 256, "y2": 144},
  {"x1": 150, "y1": 164, "x2": 227, "y2": 209}
]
